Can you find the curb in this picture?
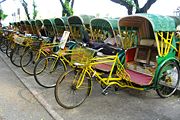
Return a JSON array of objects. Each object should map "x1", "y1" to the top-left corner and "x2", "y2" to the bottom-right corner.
[{"x1": 0, "y1": 53, "x2": 64, "y2": 120}]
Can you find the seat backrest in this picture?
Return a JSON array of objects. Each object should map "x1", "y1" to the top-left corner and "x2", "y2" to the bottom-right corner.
[
  {"x1": 140, "y1": 39, "x2": 154, "y2": 46},
  {"x1": 134, "y1": 39, "x2": 154, "y2": 64}
]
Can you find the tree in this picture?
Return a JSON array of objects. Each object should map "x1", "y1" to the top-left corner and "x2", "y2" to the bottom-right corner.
[
  {"x1": 110, "y1": 0, "x2": 157, "y2": 15},
  {"x1": 20, "y1": 0, "x2": 30, "y2": 20},
  {"x1": 0, "y1": 9, "x2": 7, "y2": 20},
  {"x1": 59, "y1": 0, "x2": 74, "y2": 16},
  {"x1": 20, "y1": 0, "x2": 38, "y2": 20},
  {"x1": 0, "y1": 0, "x2": 7, "y2": 21},
  {"x1": 32, "y1": 0, "x2": 38, "y2": 19}
]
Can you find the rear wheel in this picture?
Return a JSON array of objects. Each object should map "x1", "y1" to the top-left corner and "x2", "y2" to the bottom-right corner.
[
  {"x1": 156, "y1": 61, "x2": 180, "y2": 98},
  {"x1": 34, "y1": 56, "x2": 66, "y2": 88},
  {"x1": 55, "y1": 68, "x2": 92, "y2": 109}
]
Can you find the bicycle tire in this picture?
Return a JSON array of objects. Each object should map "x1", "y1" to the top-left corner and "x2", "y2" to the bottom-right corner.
[
  {"x1": 20, "y1": 48, "x2": 39, "y2": 75},
  {"x1": 6, "y1": 41, "x2": 14, "y2": 57},
  {"x1": 0, "y1": 38, "x2": 8, "y2": 54},
  {"x1": 156, "y1": 61, "x2": 180, "y2": 98},
  {"x1": 10, "y1": 45, "x2": 25, "y2": 67},
  {"x1": 34, "y1": 56, "x2": 66, "y2": 88},
  {"x1": 55, "y1": 68, "x2": 92, "y2": 109}
]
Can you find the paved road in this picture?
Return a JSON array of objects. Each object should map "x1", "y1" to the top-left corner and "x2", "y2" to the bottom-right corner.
[
  {"x1": 0, "y1": 52, "x2": 180, "y2": 120},
  {"x1": 0, "y1": 56, "x2": 54, "y2": 120}
]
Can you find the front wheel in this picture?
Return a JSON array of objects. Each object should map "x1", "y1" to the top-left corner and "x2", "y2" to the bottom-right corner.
[
  {"x1": 55, "y1": 68, "x2": 92, "y2": 109},
  {"x1": 34, "y1": 56, "x2": 66, "y2": 88},
  {"x1": 156, "y1": 61, "x2": 180, "y2": 98},
  {"x1": 20, "y1": 48, "x2": 34, "y2": 75},
  {"x1": 10, "y1": 45, "x2": 26, "y2": 67}
]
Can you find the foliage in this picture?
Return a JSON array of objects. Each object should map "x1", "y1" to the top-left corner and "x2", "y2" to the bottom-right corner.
[
  {"x1": 110, "y1": 0, "x2": 157, "y2": 15},
  {"x1": 0, "y1": 9, "x2": 7, "y2": 20},
  {"x1": 59, "y1": 0, "x2": 74, "y2": 16}
]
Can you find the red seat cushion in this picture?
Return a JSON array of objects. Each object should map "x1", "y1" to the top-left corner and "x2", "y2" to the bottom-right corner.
[{"x1": 126, "y1": 69, "x2": 152, "y2": 85}]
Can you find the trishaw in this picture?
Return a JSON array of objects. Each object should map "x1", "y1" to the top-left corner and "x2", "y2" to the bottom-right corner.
[
  {"x1": 53, "y1": 18, "x2": 67, "y2": 37},
  {"x1": 30, "y1": 20, "x2": 40, "y2": 36},
  {"x1": 90, "y1": 17, "x2": 119, "y2": 43},
  {"x1": 33, "y1": 17, "x2": 119, "y2": 88},
  {"x1": 9, "y1": 21, "x2": 31, "y2": 67},
  {"x1": 54, "y1": 14, "x2": 180, "y2": 109},
  {"x1": 67, "y1": 15, "x2": 95, "y2": 42},
  {"x1": 20, "y1": 19, "x2": 56, "y2": 75},
  {"x1": 33, "y1": 17, "x2": 71, "y2": 88},
  {"x1": 24, "y1": 20, "x2": 34, "y2": 35},
  {"x1": 89, "y1": 17, "x2": 120, "y2": 51}
]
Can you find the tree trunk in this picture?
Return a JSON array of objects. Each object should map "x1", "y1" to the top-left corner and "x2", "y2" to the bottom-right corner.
[
  {"x1": 110, "y1": 0, "x2": 134, "y2": 15},
  {"x1": 136, "y1": 0, "x2": 157, "y2": 13},
  {"x1": 21, "y1": 0, "x2": 31, "y2": 20},
  {"x1": 110, "y1": 0, "x2": 157, "y2": 15}
]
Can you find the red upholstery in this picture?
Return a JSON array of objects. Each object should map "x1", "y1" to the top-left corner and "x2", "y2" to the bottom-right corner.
[
  {"x1": 126, "y1": 48, "x2": 136, "y2": 62},
  {"x1": 126, "y1": 69, "x2": 152, "y2": 85},
  {"x1": 95, "y1": 64, "x2": 112, "y2": 72}
]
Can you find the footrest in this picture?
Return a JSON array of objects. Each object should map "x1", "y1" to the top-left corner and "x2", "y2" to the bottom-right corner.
[
  {"x1": 126, "y1": 69, "x2": 152, "y2": 85},
  {"x1": 95, "y1": 64, "x2": 112, "y2": 72}
]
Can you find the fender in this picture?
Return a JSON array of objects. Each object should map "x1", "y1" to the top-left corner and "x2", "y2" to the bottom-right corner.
[{"x1": 153, "y1": 57, "x2": 179, "y2": 88}]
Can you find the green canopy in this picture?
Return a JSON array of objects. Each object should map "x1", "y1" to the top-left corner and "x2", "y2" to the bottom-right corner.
[
  {"x1": 20, "y1": 21, "x2": 25, "y2": 25},
  {"x1": 53, "y1": 18, "x2": 66, "y2": 36},
  {"x1": 20, "y1": 21, "x2": 26, "y2": 31},
  {"x1": 80, "y1": 15, "x2": 95, "y2": 25},
  {"x1": 30, "y1": 20, "x2": 38, "y2": 35},
  {"x1": 35, "y1": 19, "x2": 43, "y2": 29},
  {"x1": 24, "y1": 20, "x2": 31, "y2": 26},
  {"x1": 67, "y1": 15, "x2": 95, "y2": 41},
  {"x1": 68, "y1": 15, "x2": 95, "y2": 25},
  {"x1": 170, "y1": 16, "x2": 180, "y2": 27},
  {"x1": 119, "y1": 13, "x2": 176, "y2": 32},
  {"x1": 24, "y1": 20, "x2": 33, "y2": 34},
  {"x1": 90, "y1": 18, "x2": 118, "y2": 31},
  {"x1": 61, "y1": 16, "x2": 68, "y2": 26},
  {"x1": 43, "y1": 19, "x2": 56, "y2": 37},
  {"x1": 90, "y1": 18, "x2": 118, "y2": 37},
  {"x1": 35, "y1": 19, "x2": 44, "y2": 36},
  {"x1": 54, "y1": 18, "x2": 65, "y2": 27}
]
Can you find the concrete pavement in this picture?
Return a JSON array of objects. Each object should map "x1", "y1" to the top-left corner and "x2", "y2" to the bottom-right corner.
[{"x1": 0, "y1": 54, "x2": 54, "y2": 120}]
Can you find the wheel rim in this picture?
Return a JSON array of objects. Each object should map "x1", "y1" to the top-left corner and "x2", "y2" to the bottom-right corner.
[
  {"x1": 34, "y1": 56, "x2": 65, "y2": 88},
  {"x1": 157, "y1": 61, "x2": 180, "y2": 98},
  {"x1": 55, "y1": 69, "x2": 91, "y2": 109}
]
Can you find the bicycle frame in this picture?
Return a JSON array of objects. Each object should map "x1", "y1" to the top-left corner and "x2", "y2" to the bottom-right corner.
[{"x1": 74, "y1": 52, "x2": 148, "y2": 91}]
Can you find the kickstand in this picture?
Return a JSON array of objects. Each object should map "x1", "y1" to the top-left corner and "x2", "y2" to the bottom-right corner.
[{"x1": 102, "y1": 85, "x2": 110, "y2": 95}]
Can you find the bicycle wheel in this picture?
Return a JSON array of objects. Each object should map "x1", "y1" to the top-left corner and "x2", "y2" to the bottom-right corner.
[
  {"x1": 156, "y1": 61, "x2": 180, "y2": 98},
  {"x1": 0, "y1": 38, "x2": 8, "y2": 54},
  {"x1": 20, "y1": 48, "x2": 42, "y2": 75},
  {"x1": 34, "y1": 56, "x2": 66, "y2": 88},
  {"x1": 10, "y1": 45, "x2": 25, "y2": 67},
  {"x1": 6, "y1": 41, "x2": 15, "y2": 57},
  {"x1": 55, "y1": 68, "x2": 92, "y2": 109}
]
